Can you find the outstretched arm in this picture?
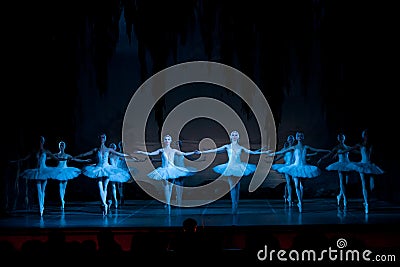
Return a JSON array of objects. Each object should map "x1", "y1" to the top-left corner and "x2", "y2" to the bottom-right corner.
[
  {"x1": 337, "y1": 144, "x2": 359, "y2": 154},
  {"x1": 9, "y1": 153, "x2": 31, "y2": 163},
  {"x1": 307, "y1": 145, "x2": 331, "y2": 154},
  {"x1": 133, "y1": 148, "x2": 162, "y2": 156},
  {"x1": 317, "y1": 147, "x2": 336, "y2": 164},
  {"x1": 268, "y1": 146, "x2": 294, "y2": 157},
  {"x1": 200, "y1": 145, "x2": 227, "y2": 154},
  {"x1": 242, "y1": 147, "x2": 272, "y2": 155},
  {"x1": 176, "y1": 149, "x2": 201, "y2": 157},
  {"x1": 75, "y1": 148, "x2": 96, "y2": 158},
  {"x1": 109, "y1": 148, "x2": 132, "y2": 158},
  {"x1": 46, "y1": 150, "x2": 59, "y2": 161}
]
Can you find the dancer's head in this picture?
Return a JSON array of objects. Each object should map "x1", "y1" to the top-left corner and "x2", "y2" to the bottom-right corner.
[
  {"x1": 337, "y1": 133, "x2": 346, "y2": 143},
  {"x1": 362, "y1": 129, "x2": 368, "y2": 140},
  {"x1": 109, "y1": 143, "x2": 117, "y2": 150},
  {"x1": 230, "y1": 131, "x2": 240, "y2": 142},
  {"x1": 99, "y1": 133, "x2": 107, "y2": 143},
  {"x1": 295, "y1": 131, "x2": 304, "y2": 141},
  {"x1": 287, "y1": 135, "x2": 295, "y2": 145},
  {"x1": 163, "y1": 135, "x2": 172, "y2": 146},
  {"x1": 40, "y1": 136, "x2": 45, "y2": 145},
  {"x1": 59, "y1": 141, "x2": 66, "y2": 150}
]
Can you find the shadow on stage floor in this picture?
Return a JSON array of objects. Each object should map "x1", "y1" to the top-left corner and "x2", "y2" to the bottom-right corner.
[{"x1": 1, "y1": 198, "x2": 399, "y2": 264}]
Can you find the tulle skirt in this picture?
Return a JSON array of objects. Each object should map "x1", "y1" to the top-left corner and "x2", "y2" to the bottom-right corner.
[
  {"x1": 51, "y1": 167, "x2": 82, "y2": 181},
  {"x1": 213, "y1": 162, "x2": 256, "y2": 177},
  {"x1": 354, "y1": 162, "x2": 384, "y2": 175},
  {"x1": 271, "y1": 163, "x2": 289, "y2": 173},
  {"x1": 326, "y1": 162, "x2": 359, "y2": 172},
  {"x1": 20, "y1": 167, "x2": 59, "y2": 180},
  {"x1": 82, "y1": 164, "x2": 131, "y2": 180},
  {"x1": 148, "y1": 166, "x2": 196, "y2": 181},
  {"x1": 278, "y1": 164, "x2": 321, "y2": 178}
]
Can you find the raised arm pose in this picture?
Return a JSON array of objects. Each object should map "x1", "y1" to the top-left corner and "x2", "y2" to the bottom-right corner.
[
  {"x1": 317, "y1": 133, "x2": 359, "y2": 209},
  {"x1": 200, "y1": 130, "x2": 271, "y2": 214},
  {"x1": 75, "y1": 133, "x2": 132, "y2": 215},
  {"x1": 52, "y1": 140, "x2": 90, "y2": 210},
  {"x1": 269, "y1": 131, "x2": 330, "y2": 213},
  {"x1": 336, "y1": 129, "x2": 384, "y2": 214},
  {"x1": 108, "y1": 142, "x2": 145, "y2": 209},
  {"x1": 10, "y1": 136, "x2": 59, "y2": 216},
  {"x1": 134, "y1": 134, "x2": 199, "y2": 212}
]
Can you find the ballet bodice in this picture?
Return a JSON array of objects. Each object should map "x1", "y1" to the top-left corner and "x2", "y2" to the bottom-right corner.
[
  {"x1": 161, "y1": 149, "x2": 176, "y2": 168},
  {"x1": 292, "y1": 147, "x2": 307, "y2": 165},
  {"x1": 227, "y1": 145, "x2": 243, "y2": 164},
  {"x1": 37, "y1": 152, "x2": 48, "y2": 168},
  {"x1": 360, "y1": 146, "x2": 370, "y2": 163},
  {"x1": 57, "y1": 160, "x2": 68, "y2": 168},
  {"x1": 337, "y1": 151, "x2": 350, "y2": 163},
  {"x1": 109, "y1": 156, "x2": 119, "y2": 166},
  {"x1": 97, "y1": 150, "x2": 110, "y2": 167},
  {"x1": 283, "y1": 151, "x2": 293, "y2": 164}
]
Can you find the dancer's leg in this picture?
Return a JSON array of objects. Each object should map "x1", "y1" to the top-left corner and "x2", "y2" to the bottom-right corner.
[
  {"x1": 359, "y1": 173, "x2": 369, "y2": 214},
  {"x1": 228, "y1": 176, "x2": 240, "y2": 214},
  {"x1": 36, "y1": 181, "x2": 43, "y2": 216},
  {"x1": 285, "y1": 174, "x2": 293, "y2": 206},
  {"x1": 111, "y1": 182, "x2": 118, "y2": 208},
  {"x1": 59, "y1": 181, "x2": 67, "y2": 209},
  {"x1": 163, "y1": 180, "x2": 173, "y2": 213},
  {"x1": 293, "y1": 177, "x2": 302, "y2": 212},
  {"x1": 98, "y1": 179, "x2": 107, "y2": 215},
  {"x1": 117, "y1": 182, "x2": 124, "y2": 206}
]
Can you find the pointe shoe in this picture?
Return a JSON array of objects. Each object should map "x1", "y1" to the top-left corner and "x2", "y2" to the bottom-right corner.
[
  {"x1": 336, "y1": 195, "x2": 341, "y2": 206},
  {"x1": 101, "y1": 204, "x2": 107, "y2": 216},
  {"x1": 343, "y1": 198, "x2": 347, "y2": 208},
  {"x1": 61, "y1": 200, "x2": 65, "y2": 210},
  {"x1": 297, "y1": 202, "x2": 302, "y2": 213},
  {"x1": 40, "y1": 206, "x2": 44, "y2": 217},
  {"x1": 114, "y1": 203, "x2": 118, "y2": 209},
  {"x1": 364, "y1": 203, "x2": 369, "y2": 214}
]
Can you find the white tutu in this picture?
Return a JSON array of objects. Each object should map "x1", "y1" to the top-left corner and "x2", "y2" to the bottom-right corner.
[
  {"x1": 83, "y1": 164, "x2": 131, "y2": 180},
  {"x1": 148, "y1": 165, "x2": 196, "y2": 180},
  {"x1": 271, "y1": 163, "x2": 289, "y2": 173},
  {"x1": 20, "y1": 152, "x2": 59, "y2": 180},
  {"x1": 51, "y1": 161, "x2": 81, "y2": 181},
  {"x1": 326, "y1": 162, "x2": 360, "y2": 172},
  {"x1": 353, "y1": 162, "x2": 384, "y2": 175},
  {"x1": 278, "y1": 164, "x2": 321, "y2": 178},
  {"x1": 21, "y1": 167, "x2": 60, "y2": 180},
  {"x1": 213, "y1": 162, "x2": 256, "y2": 177}
]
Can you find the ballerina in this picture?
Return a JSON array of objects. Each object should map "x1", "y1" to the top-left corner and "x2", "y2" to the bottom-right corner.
[
  {"x1": 271, "y1": 135, "x2": 296, "y2": 206},
  {"x1": 337, "y1": 129, "x2": 384, "y2": 214},
  {"x1": 134, "y1": 134, "x2": 199, "y2": 212},
  {"x1": 317, "y1": 133, "x2": 359, "y2": 209},
  {"x1": 52, "y1": 141, "x2": 90, "y2": 210},
  {"x1": 108, "y1": 142, "x2": 145, "y2": 209},
  {"x1": 199, "y1": 130, "x2": 271, "y2": 214},
  {"x1": 269, "y1": 131, "x2": 330, "y2": 213},
  {"x1": 10, "y1": 136, "x2": 59, "y2": 216},
  {"x1": 75, "y1": 133, "x2": 133, "y2": 215}
]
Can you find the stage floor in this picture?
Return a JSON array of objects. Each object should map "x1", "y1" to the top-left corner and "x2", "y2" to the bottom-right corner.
[
  {"x1": 1, "y1": 198, "x2": 400, "y2": 257},
  {"x1": 1, "y1": 198, "x2": 400, "y2": 229}
]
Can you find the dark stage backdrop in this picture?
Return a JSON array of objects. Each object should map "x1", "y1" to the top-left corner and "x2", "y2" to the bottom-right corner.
[{"x1": 2, "y1": 0, "x2": 399, "y2": 212}]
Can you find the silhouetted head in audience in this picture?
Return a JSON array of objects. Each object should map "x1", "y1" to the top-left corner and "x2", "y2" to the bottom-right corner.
[{"x1": 182, "y1": 217, "x2": 198, "y2": 233}]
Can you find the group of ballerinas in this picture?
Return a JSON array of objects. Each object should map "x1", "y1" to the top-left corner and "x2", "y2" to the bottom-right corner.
[
  {"x1": 10, "y1": 134, "x2": 142, "y2": 216},
  {"x1": 11, "y1": 128, "x2": 384, "y2": 217},
  {"x1": 271, "y1": 129, "x2": 384, "y2": 214}
]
